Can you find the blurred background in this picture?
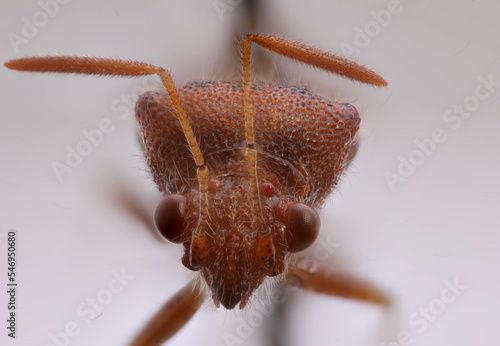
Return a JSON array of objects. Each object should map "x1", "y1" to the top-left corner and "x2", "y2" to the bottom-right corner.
[{"x1": 1, "y1": 0, "x2": 499, "y2": 345}]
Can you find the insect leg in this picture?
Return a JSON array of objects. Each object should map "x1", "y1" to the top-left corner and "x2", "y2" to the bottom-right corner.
[
  {"x1": 286, "y1": 256, "x2": 390, "y2": 306},
  {"x1": 130, "y1": 280, "x2": 206, "y2": 346}
]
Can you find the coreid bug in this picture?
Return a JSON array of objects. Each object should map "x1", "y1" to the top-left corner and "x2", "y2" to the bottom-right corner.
[{"x1": 5, "y1": 34, "x2": 388, "y2": 345}]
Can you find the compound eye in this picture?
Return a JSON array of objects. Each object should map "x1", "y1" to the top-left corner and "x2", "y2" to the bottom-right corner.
[
  {"x1": 284, "y1": 203, "x2": 320, "y2": 253},
  {"x1": 154, "y1": 194, "x2": 187, "y2": 244}
]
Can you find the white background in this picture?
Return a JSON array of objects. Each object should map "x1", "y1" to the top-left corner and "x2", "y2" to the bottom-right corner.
[{"x1": 1, "y1": 0, "x2": 499, "y2": 345}]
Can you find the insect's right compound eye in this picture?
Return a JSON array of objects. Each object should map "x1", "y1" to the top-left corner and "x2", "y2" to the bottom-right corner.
[
  {"x1": 154, "y1": 194, "x2": 187, "y2": 244},
  {"x1": 284, "y1": 203, "x2": 320, "y2": 253}
]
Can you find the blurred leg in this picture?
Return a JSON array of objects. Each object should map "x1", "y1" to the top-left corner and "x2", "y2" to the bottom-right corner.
[
  {"x1": 130, "y1": 280, "x2": 206, "y2": 346},
  {"x1": 287, "y1": 256, "x2": 390, "y2": 306}
]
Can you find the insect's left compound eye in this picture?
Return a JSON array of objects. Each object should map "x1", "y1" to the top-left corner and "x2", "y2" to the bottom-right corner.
[
  {"x1": 284, "y1": 203, "x2": 320, "y2": 253},
  {"x1": 154, "y1": 194, "x2": 187, "y2": 244}
]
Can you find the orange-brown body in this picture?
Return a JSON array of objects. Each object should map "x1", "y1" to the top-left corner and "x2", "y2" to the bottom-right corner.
[
  {"x1": 136, "y1": 81, "x2": 359, "y2": 308},
  {"x1": 5, "y1": 33, "x2": 388, "y2": 345}
]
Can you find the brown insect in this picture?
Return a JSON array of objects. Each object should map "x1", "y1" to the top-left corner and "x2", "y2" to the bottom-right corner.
[{"x1": 5, "y1": 34, "x2": 388, "y2": 345}]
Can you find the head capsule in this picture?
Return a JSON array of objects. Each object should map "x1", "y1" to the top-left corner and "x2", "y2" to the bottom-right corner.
[{"x1": 154, "y1": 176, "x2": 320, "y2": 309}]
